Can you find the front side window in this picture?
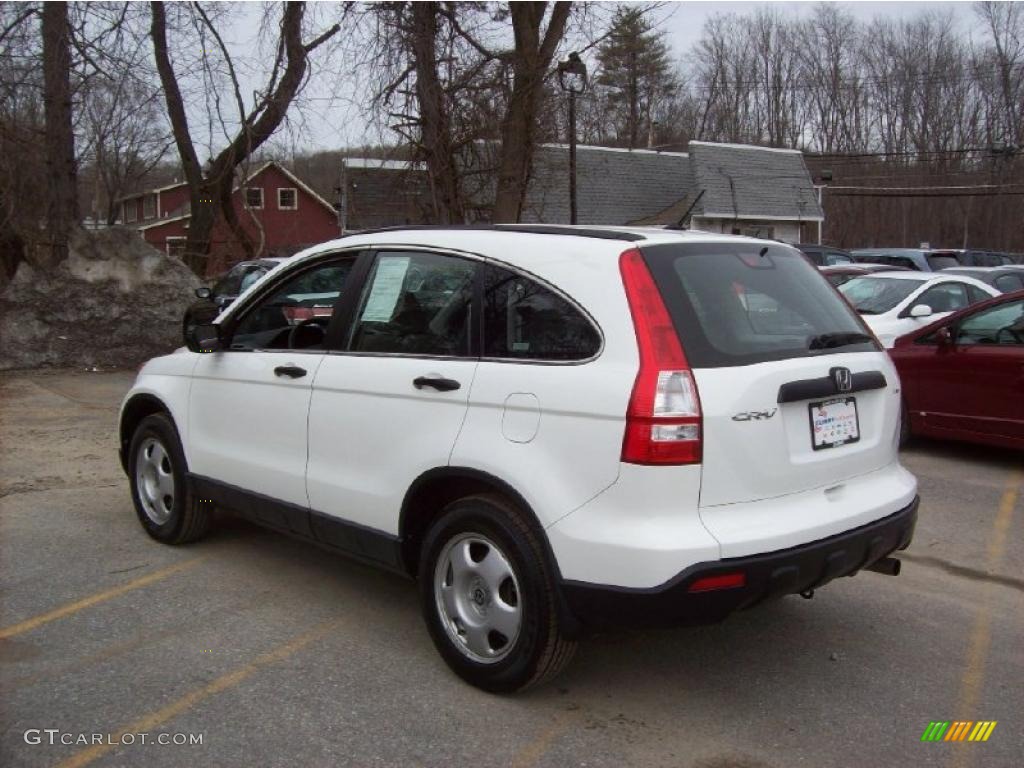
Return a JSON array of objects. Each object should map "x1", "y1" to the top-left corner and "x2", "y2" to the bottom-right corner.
[
  {"x1": 230, "y1": 258, "x2": 355, "y2": 351},
  {"x1": 839, "y1": 277, "x2": 925, "y2": 315},
  {"x1": 644, "y1": 243, "x2": 875, "y2": 368},
  {"x1": 915, "y1": 283, "x2": 969, "y2": 314},
  {"x1": 349, "y1": 252, "x2": 476, "y2": 357},
  {"x1": 956, "y1": 300, "x2": 1024, "y2": 345},
  {"x1": 482, "y1": 265, "x2": 600, "y2": 361},
  {"x1": 277, "y1": 188, "x2": 297, "y2": 210}
]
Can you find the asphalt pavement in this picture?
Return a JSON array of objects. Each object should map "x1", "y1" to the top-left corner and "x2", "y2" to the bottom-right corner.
[{"x1": 1, "y1": 370, "x2": 1021, "y2": 768}]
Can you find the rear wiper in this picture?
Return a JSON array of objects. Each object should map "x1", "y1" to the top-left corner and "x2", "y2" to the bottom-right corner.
[{"x1": 807, "y1": 332, "x2": 874, "y2": 350}]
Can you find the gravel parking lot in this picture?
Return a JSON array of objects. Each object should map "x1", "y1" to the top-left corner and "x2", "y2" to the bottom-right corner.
[{"x1": 1, "y1": 370, "x2": 1021, "y2": 768}]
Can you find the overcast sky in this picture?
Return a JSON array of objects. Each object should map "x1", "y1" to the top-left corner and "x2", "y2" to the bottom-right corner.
[{"x1": 222, "y1": 1, "x2": 982, "y2": 155}]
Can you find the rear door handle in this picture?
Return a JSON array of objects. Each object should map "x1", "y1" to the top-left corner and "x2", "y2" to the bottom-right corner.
[
  {"x1": 413, "y1": 375, "x2": 461, "y2": 392},
  {"x1": 274, "y1": 364, "x2": 307, "y2": 379}
]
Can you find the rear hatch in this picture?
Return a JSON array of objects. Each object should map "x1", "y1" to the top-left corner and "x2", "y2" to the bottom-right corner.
[{"x1": 640, "y1": 242, "x2": 899, "y2": 509}]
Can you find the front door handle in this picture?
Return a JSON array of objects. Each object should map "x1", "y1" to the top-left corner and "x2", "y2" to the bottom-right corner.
[
  {"x1": 274, "y1": 364, "x2": 307, "y2": 379},
  {"x1": 413, "y1": 375, "x2": 461, "y2": 392}
]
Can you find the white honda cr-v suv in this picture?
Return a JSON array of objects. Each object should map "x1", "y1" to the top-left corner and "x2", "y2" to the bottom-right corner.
[{"x1": 119, "y1": 225, "x2": 918, "y2": 692}]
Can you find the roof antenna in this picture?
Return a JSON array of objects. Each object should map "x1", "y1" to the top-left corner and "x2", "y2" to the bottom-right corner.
[{"x1": 666, "y1": 189, "x2": 704, "y2": 230}]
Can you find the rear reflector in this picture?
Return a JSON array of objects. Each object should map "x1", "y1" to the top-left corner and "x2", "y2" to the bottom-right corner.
[
  {"x1": 619, "y1": 249, "x2": 702, "y2": 465},
  {"x1": 688, "y1": 572, "x2": 747, "y2": 593}
]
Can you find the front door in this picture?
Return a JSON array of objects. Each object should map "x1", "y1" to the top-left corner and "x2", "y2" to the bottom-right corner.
[
  {"x1": 915, "y1": 298, "x2": 1024, "y2": 439},
  {"x1": 188, "y1": 254, "x2": 360, "y2": 519},
  {"x1": 306, "y1": 250, "x2": 480, "y2": 543}
]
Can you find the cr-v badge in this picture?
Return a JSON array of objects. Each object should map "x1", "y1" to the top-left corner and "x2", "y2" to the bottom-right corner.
[{"x1": 732, "y1": 408, "x2": 777, "y2": 421}]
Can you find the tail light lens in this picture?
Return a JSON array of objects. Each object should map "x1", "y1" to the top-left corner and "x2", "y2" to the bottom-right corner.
[{"x1": 619, "y1": 248, "x2": 702, "y2": 465}]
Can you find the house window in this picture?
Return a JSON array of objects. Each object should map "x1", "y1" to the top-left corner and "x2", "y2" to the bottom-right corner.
[
  {"x1": 245, "y1": 188, "x2": 264, "y2": 209},
  {"x1": 277, "y1": 188, "x2": 297, "y2": 210},
  {"x1": 143, "y1": 194, "x2": 156, "y2": 220},
  {"x1": 166, "y1": 237, "x2": 186, "y2": 258},
  {"x1": 124, "y1": 200, "x2": 137, "y2": 224}
]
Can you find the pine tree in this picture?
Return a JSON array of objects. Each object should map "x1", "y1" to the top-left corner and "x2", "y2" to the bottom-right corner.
[{"x1": 595, "y1": 9, "x2": 677, "y2": 148}]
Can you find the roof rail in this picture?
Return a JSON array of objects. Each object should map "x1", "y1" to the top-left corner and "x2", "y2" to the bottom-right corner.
[{"x1": 342, "y1": 224, "x2": 647, "y2": 242}]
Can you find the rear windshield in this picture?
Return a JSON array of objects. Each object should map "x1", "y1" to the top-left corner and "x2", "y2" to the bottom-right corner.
[
  {"x1": 641, "y1": 243, "x2": 877, "y2": 368},
  {"x1": 928, "y1": 253, "x2": 961, "y2": 270},
  {"x1": 839, "y1": 276, "x2": 925, "y2": 314}
]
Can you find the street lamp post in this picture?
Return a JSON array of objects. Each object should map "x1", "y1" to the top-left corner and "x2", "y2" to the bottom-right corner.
[{"x1": 557, "y1": 52, "x2": 588, "y2": 225}]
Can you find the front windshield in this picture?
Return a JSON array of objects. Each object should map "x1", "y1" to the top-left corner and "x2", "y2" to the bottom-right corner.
[{"x1": 839, "y1": 276, "x2": 925, "y2": 314}]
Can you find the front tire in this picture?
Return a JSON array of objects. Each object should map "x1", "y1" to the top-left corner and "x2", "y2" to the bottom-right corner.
[
  {"x1": 128, "y1": 413, "x2": 211, "y2": 544},
  {"x1": 419, "y1": 495, "x2": 576, "y2": 692}
]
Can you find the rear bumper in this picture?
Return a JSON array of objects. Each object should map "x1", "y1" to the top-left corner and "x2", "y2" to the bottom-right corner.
[{"x1": 561, "y1": 495, "x2": 918, "y2": 629}]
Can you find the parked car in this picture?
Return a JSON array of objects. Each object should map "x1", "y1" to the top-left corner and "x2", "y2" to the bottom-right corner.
[
  {"x1": 954, "y1": 249, "x2": 1017, "y2": 267},
  {"x1": 942, "y1": 267, "x2": 1024, "y2": 294},
  {"x1": 182, "y1": 257, "x2": 288, "y2": 338},
  {"x1": 890, "y1": 290, "x2": 1024, "y2": 450},
  {"x1": 120, "y1": 226, "x2": 918, "y2": 692},
  {"x1": 820, "y1": 264, "x2": 909, "y2": 287},
  {"x1": 838, "y1": 272, "x2": 999, "y2": 347},
  {"x1": 850, "y1": 248, "x2": 961, "y2": 272},
  {"x1": 796, "y1": 244, "x2": 855, "y2": 266}
]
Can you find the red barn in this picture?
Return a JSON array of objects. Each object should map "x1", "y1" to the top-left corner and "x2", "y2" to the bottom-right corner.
[{"x1": 117, "y1": 162, "x2": 340, "y2": 276}]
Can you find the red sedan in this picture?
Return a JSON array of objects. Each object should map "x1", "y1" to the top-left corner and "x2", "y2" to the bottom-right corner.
[{"x1": 890, "y1": 290, "x2": 1024, "y2": 450}]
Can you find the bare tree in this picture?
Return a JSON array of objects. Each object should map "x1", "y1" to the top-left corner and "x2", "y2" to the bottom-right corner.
[{"x1": 149, "y1": 1, "x2": 340, "y2": 273}]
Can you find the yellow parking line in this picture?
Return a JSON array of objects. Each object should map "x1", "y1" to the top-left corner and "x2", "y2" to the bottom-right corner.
[
  {"x1": 950, "y1": 468, "x2": 1020, "y2": 768},
  {"x1": 510, "y1": 708, "x2": 582, "y2": 768},
  {"x1": 53, "y1": 618, "x2": 342, "y2": 768},
  {"x1": 0, "y1": 557, "x2": 204, "y2": 640}
]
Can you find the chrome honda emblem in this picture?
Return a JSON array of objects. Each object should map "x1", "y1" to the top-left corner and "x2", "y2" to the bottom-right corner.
[{"x1": 831, "y1": 367, "x2": 853, "y2": 393}]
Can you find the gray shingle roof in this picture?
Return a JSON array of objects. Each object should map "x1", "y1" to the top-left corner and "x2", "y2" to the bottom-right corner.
[
  {"x1": 521, "y1": 145, "x2": 692, "y2": 225},
  {"x1": 687, "y1": 141, "x2": 823, "y2": 221},
  {"x1": 519, "y1": 142, "x2": 822, "y2": 225}
]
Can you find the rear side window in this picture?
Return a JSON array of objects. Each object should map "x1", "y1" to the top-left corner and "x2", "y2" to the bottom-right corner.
[
  {"x1": 482, "y1": 265, "x2": 600, "y2": 361},
  {"x1": 642, "y1": 243, "x2": 875, "y2": 368},
  {"x1": 349, "y1": 251, "x2": 476, "y2": 357}
]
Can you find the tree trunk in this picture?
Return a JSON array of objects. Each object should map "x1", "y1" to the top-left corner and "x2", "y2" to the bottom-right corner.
[
  {"x1": 42, "y1": 2, "x2": 78, "y2": 267},
  {"x1": 410, "y1": 3, "x2": 465, "y2": 224},
  {"x1": 150, "y1": 1, "x2": 338, "y2": 274},
  {"x1": 491, "y1": 2, "x2": 571, "y2": 223}
]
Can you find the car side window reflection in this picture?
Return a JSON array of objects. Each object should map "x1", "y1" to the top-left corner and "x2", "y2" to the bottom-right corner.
[
  {"x1": 348, "y1": 252, "x2": 476, "y2": 357},
  {"x1": 956, "y1": 300, "x2": 1024, "y2": 346},
  {"x1": 230, "y1": 259, "x2": 355, "y2": 351}
]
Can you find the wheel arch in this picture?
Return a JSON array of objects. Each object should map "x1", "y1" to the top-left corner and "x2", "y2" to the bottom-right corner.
[
  {"x1": 119, "y1": 393, "x2": 173, "y2": 473},
  {"x1": 399, "y1": 466, "x2": 582, "y2": 638}
]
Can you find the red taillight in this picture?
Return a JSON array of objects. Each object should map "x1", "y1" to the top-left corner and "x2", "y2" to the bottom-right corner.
[
  {"x1": 619, "y1": 248, "x2": 702, "y2": 465},
  {"x1": 688, "y1": 572, "x2": 746, "y2": 593}
]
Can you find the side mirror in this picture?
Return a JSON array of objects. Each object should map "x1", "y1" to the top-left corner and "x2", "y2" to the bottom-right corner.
[
  {"x1": 186, "y1": 323, "x2": 222, "y2": 353},
  {"x1": 195, "y1": 286, "x2": 212, "y2": 299},
  {"x1": 909, "y1": 304, "x2": 933, "y2": 319},
  {"x1": 935, "y1": 326, "x2": 954, "y2": 348}
]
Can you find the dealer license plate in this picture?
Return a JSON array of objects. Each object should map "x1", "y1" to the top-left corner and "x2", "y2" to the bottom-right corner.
[{"x1": 809, "y1": 397, "x2": 860, "y2": 450}]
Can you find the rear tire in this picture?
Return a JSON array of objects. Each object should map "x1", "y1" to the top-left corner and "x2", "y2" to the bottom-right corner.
[
  {"x1": 419, "y1": 494, "x2": 576, "y2": 692},
  {"x1": 128, "y1": 413, "x2": 211, "y2": 544}
]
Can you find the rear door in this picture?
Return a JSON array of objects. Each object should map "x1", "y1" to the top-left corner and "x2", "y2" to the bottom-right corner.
[
  {"x1": 641, "y1": 242, "x2": 898, "y2": 509},
  {"x1": 306, "y1": 250, "x2": 479, "y2": 541}
]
